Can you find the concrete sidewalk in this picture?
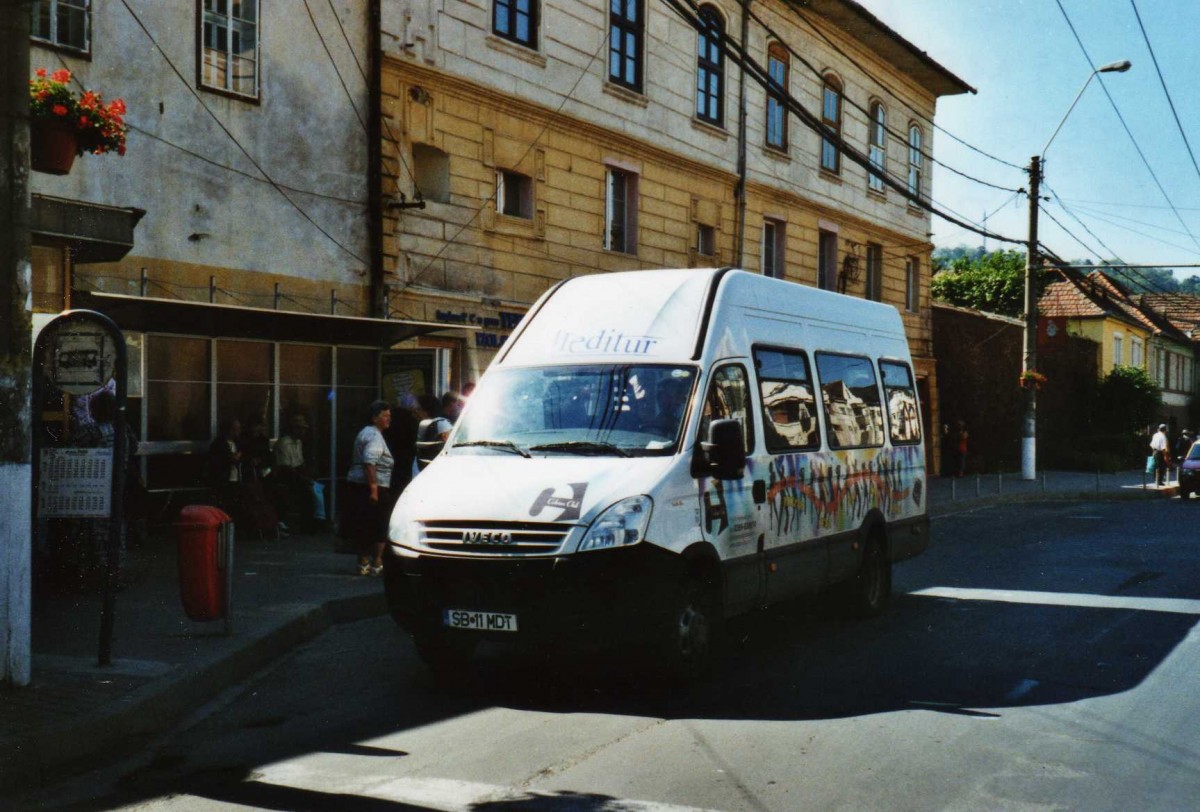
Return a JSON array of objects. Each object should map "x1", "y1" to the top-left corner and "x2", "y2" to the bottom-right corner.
[
  {"x1": 0, "y1": 525, "x2": 386, "y2": 796},
  {"x1": 0, "y1": 469, "x2": 1176, "y2": 797}
]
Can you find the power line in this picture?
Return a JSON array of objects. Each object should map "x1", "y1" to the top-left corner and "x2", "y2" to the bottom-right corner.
[
  {"x1": 1129, "y1": 0, "x2": 1200, "y2": 188},
  {"x1": 302, "y1": 0, "x2": 366, "y2": 132},
  {"x1": 1045, "y1": 202, "x2": 1200, "y2": 258},
  {"x1": 1054, "y1": 0, "x2": 1200, "y2": 256},
  {"x1": 318, "y1": 0, "x2": 423, "y2": 195},
  {"x1": 1065, "y1": 201, "x2": 1200, "y2": 242},
  {"x1": 1059, "y1": 197, "x2": 1200, "y2": 212},
  {"x1": 393, "y1": 7, "x2": 612, "y2": 301},
  {"x1": 116, "y1": 0, "x2": 369, "y2": 268},
  {"x1": 48, "y1": 51, "x2": 365, "y2": 206},
  {"x1": 745, "y1": 3, "x2": 1022, "y2": 195},
  {"x1": 782, "y1": 2, "x2": 1025, "y2": 173},
  {"x1": 660, "y1": 0, "x2": 1024, "y2": 248}
]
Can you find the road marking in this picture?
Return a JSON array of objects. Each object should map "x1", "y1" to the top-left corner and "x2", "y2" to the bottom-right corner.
[
  {"x1": 910, "y1": 587, "x2": 1200, "y2": 616},
  {"x1": 254, "y1": 769, "x2": 723, "y2": 812}
]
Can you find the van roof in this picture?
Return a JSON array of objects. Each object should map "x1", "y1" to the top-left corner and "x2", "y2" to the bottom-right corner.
[{"x1": 498, "y1": 268, "x2": 908, "y2": 367}]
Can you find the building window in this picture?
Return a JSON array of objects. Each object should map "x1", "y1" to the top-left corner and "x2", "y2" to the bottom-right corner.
[
  {"x1": 821, "y1": 74, "x2": 842, "y2": 173},
  {"x1": 1131, "y1": 337, "x2": 1144, "y2": 368},
  {"x1": 605, "y1": 167, "x2": 638, "y2": 254},
  {"x1": 30, "y1": 0, "x2": 90, "y2": 53},
  {"x1": 907, "y1": 124, "x2": 923, "y2": 201},
  {"x1": 201, "y1": 0, "x2": 259, "y2": 97},
  {"x1": 765, "y1": 44, "x2": 788, "y2": 150},
  {"x1": 609, "y1": 0, "x2": 643, "y2": 92},
  {"x1": 695, "y1": 5, "x2": 724, "y2": 126},
  {"x1": 496, "y1": 169, "x2": 533, "y2": 219},
  {"x1": 494, "y1": 0, "x2": 537, "y2": 49},
  {"x1": 696, "y1": 224, "x2": 716, "y2": 257},
  {"x1": 818, "y1": 230, "x2": 837, "y2": 291},
  {"x1": 1113, "y1": 333, "x2": 1124, "y2": 367},
  {"x1": 868, "y1": 102, "x2": 887, "y2": 192},
  {"x1": 865, "y1": 243, "x2": 883, "y2": 301},
  {"x1": 762, "y1": 220, "x2": 785, "y2": 279},
  {"x1": 905, "y1": 257, "x2": 920, "y2": 312}
]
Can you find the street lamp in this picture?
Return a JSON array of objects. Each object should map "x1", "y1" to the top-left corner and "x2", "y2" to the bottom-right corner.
[{"x1": 1021, "y1": 59, "x2": 1132, "y2": 480}]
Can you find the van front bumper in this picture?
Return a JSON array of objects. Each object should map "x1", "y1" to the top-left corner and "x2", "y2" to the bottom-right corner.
[{"x1": 383, "y1": 542, "x2": 686, "y2": 645}]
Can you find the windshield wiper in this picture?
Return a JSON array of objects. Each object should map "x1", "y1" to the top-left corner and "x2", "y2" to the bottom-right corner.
[
  {"x1": 529, "y1": 441, "x2": 631, "y2": 457},
  {"x1": 453, "y1": 440, "x2": 531, "y2": 458}
]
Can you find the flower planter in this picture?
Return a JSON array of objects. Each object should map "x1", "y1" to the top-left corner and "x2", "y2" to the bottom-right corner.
[{"x1": 31, "y1": 119, "x2": 77, "y2": 175}]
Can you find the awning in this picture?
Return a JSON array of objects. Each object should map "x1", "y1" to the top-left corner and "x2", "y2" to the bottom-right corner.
[
  {"x1": 73, "y1": 290, "x2": 468, "y2": 346},
  {"x1": 32, "y1": 194, "x2": 146, "y2": 263}
]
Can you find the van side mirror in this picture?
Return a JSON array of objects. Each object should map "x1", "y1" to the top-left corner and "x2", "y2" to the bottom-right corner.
[
  {"x1": 701, "y1": 418, "x2": 745, "y2": 479},
  {"x1": 416, "y1": 417, "x2": 448, "y2": 470}
]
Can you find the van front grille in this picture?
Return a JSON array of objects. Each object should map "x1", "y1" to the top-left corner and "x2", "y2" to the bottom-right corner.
[{"x1": 419, "y1": 520, "x2": 574, "y2": 556}]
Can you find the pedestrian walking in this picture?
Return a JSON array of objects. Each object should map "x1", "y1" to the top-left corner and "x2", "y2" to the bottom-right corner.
[
  {"x1": 345, "y1": 400, "x2": 394, "y2": 576},
  {"x1": 1150, "y1": 423, "x2": 1169, "y2": 487},
  {"x1": 1173, "y1": 429, "x2": 1194, "y2": 470}
]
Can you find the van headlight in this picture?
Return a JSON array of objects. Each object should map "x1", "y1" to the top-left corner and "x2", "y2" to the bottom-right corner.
[{"x1": 577, "y1": 496, "x2": 652, "y2": 552}]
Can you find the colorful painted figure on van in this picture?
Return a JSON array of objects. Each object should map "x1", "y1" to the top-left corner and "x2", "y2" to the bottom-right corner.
[{"x1": 749, "y1": 445, "x2": 922, "y2": 537}]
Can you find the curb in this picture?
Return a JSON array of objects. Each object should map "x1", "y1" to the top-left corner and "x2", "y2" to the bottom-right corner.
[
  {"x1": 928, "y1": 485, "x2": 1173, "y2": 519},
  {"x1": 0, "y1": 591, "x2": 387, "y2": 795}
]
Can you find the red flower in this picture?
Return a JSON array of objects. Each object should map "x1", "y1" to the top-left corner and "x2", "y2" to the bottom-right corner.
[
  {"x1": 52, "y1": 104, "x2": 68, "y2": 116},
  {"x1": 51, "y1": 69, "x2": 71, "y2": 83},
  {"x1": 35, "y1": 68, "x2": 47, "y2": 78}
]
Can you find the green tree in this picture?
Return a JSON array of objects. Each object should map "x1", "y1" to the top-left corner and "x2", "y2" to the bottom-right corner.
[
  {"x1": 930, "y1": 249, "x2": 1028, "y2": 317},
  {"x1": 1095, "y1": 365, "x2": 1162, "y2": 463}
]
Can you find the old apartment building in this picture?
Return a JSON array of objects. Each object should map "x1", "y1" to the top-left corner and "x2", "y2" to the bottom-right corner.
[{"x1": 381, "y1": 0, "x2": 972, "y2": 463}]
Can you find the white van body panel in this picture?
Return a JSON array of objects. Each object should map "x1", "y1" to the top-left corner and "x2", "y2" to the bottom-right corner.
[{"x1": 386, "y1": 268, "x2": 926, "y2": 643}]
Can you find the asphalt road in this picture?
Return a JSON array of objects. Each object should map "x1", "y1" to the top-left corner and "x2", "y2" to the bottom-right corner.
[{"x1": 28, "y1": 499, "x2": 1200, "y2": 811}]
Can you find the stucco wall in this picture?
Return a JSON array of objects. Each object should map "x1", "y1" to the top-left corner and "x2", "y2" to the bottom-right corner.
[{"x1": 30, "y1": 1, "x2": 370, "y2": 296}]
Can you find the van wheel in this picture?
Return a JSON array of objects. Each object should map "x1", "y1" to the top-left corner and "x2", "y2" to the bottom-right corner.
[
  {"x1": 657, "y1": 573, "x2": 719, "y2": 682},
  {"x1": 847, "y1": 536, "x2": 891, "y2": 617},
  {"x1": 413, "y1": 629, "x2": 477, "y2": 676}
]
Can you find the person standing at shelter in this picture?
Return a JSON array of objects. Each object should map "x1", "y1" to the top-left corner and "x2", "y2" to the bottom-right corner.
[
  {"x1": 346, "y1": 400, "x2": 394, "y2": 576},
  {"x1": 205, "y1": 418, "x2": 243, "y2": 516},
  {"x1": 1150, "y1": 423, "x2": 1169, "y2": 487}
]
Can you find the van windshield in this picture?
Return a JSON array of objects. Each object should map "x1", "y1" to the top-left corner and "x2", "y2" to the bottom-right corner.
[{"x1": 452, "y1": 364, "x2": 697, "y2": 457}]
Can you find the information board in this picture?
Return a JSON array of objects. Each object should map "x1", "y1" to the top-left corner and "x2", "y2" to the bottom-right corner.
[{"x1": 38, "y1": 447, "x2": 113, "y2": 518}]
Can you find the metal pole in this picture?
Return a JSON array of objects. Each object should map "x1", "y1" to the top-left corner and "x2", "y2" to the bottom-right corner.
[
  {"x1": 1, "y1": 3, "x2": 33, "y2": 686},
  {"x1": 1021, "y1": 156, "x2": 1041, "y2": 480}
]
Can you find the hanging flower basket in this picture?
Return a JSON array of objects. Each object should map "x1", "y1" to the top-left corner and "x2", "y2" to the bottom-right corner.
[
  {"x1": 30, "y1": 118, "x2": 78, "y2": 175},
  {"x1": 29, "y1": 68, "x2": 127, "y2": 175}
]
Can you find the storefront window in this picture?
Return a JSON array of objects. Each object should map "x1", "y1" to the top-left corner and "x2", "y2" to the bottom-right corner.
[
  {"x1": 280, "y1": 343, "x2": 332, "y2": 479},
  {"x1": 216, "y1": 339, "x2": 274, "y2": 433},
  {"x1": 336, "y1": 347, "x2": 379, "y2": 477}
]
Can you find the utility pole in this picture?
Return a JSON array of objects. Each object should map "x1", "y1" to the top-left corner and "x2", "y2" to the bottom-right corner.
[
  {"x1": 1, "y1": 0, "x2": 33, "y2": 686},
  {"x1": 1021, "y1": 155, "x2": 1041, "y2": 481}
]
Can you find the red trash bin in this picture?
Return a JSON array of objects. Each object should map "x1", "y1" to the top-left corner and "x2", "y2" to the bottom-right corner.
[{"x1": 175, "y1": 505, "x2": 233, "y2": 623}]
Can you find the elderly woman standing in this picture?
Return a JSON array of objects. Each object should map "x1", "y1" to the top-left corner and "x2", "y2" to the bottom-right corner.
[{"x1": 346, "y1": 400, "x2": 394, "y2": 576}]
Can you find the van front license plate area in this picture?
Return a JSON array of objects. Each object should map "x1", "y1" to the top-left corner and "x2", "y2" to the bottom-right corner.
[{"x1": 443, "y1": 609, "x2": 519, "y2": 632}]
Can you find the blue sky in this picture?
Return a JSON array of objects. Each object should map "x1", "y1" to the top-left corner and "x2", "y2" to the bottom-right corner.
[{"x1": 871, "y1": 0, "x2": 1200, "y2": 277}]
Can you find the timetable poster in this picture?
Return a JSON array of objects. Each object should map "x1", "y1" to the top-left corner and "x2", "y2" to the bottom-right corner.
[{"x1": 39, "y1": 447, "x2": 113, "y2": 518}]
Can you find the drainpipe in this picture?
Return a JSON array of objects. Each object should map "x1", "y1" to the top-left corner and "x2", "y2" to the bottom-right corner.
[
  {"x1": 734, "y1": 0, "x2": 750, "y2": 268},
  {"x1": 368, "y1": 0, "x2": 384, "y2": 318}
]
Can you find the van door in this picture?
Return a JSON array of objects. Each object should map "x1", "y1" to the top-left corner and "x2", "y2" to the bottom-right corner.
[
  {"x1": 696, "y1": 363, "x2": 765, "y2": 615},
  {"x1": 753, "y1": 347, "x2": 829, "y2": 602}
]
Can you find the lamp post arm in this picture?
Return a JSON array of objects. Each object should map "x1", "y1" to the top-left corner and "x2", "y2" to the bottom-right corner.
[{"x1": 1041, "y1": 73, "x2": 1096, "y2": 158}]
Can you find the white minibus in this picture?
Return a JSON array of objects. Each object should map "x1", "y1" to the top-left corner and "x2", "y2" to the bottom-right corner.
[{"x1": 384, "y1": 268, "x2": 928, "y2": 676}]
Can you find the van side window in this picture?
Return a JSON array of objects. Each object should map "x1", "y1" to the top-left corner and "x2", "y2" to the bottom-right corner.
[
  {"x1": 754, "y1": 348, "x2": 819, "y2": 452},
  {"x1": 880, "y1": 360, "x2": 921, "y2": 444},
  {"x1": 700, "y1": 364, "x2": 754, "y2": 451},
  {"x1": 815, "y1": 353, "x2": 884, "y2": 449}
]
